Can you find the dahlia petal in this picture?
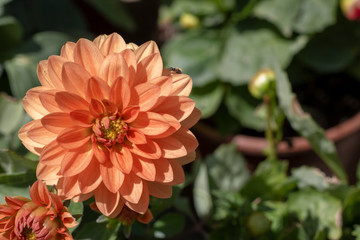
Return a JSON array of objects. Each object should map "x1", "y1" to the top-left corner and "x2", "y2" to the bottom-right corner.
[
  {"x1": 47, "y1": 56, "x2": 67, "y2": 90},
  {"x1": 120, "y1": 49, "x2": 137, "y2": 87},
  {"x1": 60, "y1": 41, "x2": 76, "y2": 61},
  {"x1": 39, "y1": 140, "x2": 67, "y2": 166},
  {"x1": 153, "y1": 96, "x2": 195, "y2": 122},
  {"x1": 57, "y1": 127, "x2": 91, "y2": 150},
  {"x1": 133, "y1": 157, "x2": 156, "y2": 181},
  {"x1": 55, "y1": 91, "x2": 89, "y2": 113},
  {"x1": 100, "y1": 159, "x2": 125, "y2": 193},
  {"x1": 74, "y1": 39, "x2": 104, "y2": 76},
  {"x1": 173, "y1": 128, "x2": 198, "y2": 154},
  {"x1": 153, "y1": 136, "x2": 186, "y2": 159},
  {"x1": 86, "y1": 76, "x2": 110, "y2": 100},
  {"x1": 110, "y1": 145, "x2": 133, "y2": 174},
  {"x1": 134, "y1": 40, "x2": 160, "y2": 63},
  {"x1": 37, "y1": 60, "x2": 54, "y2": 88},
  {"x1": 5, "y1": 197, "x2": 28, "y2": 210},
  {"x1": 41, "y1": 112, "x2": 73, "y2": 134},
  {"x1": 78, "y1": 158, "x2": 102, "y2": 194},
  {"x1": 99, "y1": 53, "x2": 129, "y2": 86},
  {"x1": 36, "y1": 163, "x2": 61, "y2": 185},
  {"x1": 60, "y1": 143, "x2": 93, "y2": 177},
  {"x1": 147, "y1": 182, "x2": 172, "y2": 198},
  {"x1": 99, "y1": 33, "x2": 126, "y2": 55},
  {"x1": 181, "y1": 107, "x2": 201, "y2": 129},
  {"x1": 153, "y1": 158, "x2": 174, "y2": 183},
  {"x1": 108, "y1": 200, "x2": 124, "y2": 219},
  {"x1": 39, "y1": 89, "x2": 61, "y2": 113},
  {"x1": 18, "y1": 120, "x2": 45, "y2": 155},
  {"x1": 89, "y1": 99, "x2": 105, "y2": 118},
  {"x1": 61, "y1": 62, "x2": 91, "y2": 98},
  {"x1": 49, "y1": 192, "x2": 63, "y2": 212},
  {"x1": 127, "y1": 138, "x2": 161, "y2": 159},
  {"x1": 149, "y1": 76, "x2": 172, "y2": 98},
  {"x1": 93, "y1": 34, "x2": 107, "y2": 48},
  {"x1": 137, "y1": 208, "x2": 153, "y2": 224},
  {"x1": 93, "y1": 143, "x2": 109, "y2": 164},
  {"x1": 164, "y1": 160, "x2": 185, "y2": 185},
  {"x1": 109, "y1": 77, "x2": 130, "y2": 110},
  {"x1": 61, "y1": 211, "x2": 78, "y2": 229},
  {"x1": 131, "y1": 112, "x2": 170, "y2": 136},
  {"x1": 30, "y1": 180, "x2": 52, "y2": 208},
  {"x1": 170, "y1": 74, "x2": 193, "y2": 96},
  {"x1": 136, "y1": 53, "x2": 163, "y2": 85},
  {"x1": 148, "y1": 114, "x2": 181, "y2": 139},
  {"x1": 177, "y1": 151, "x2": 196, "y2": 165},
  {"x1": 122, "y1": 106, "x2": 140, "y2": 123},
  {"x1": 70, "y1": 110, "x2": 94, "y2": 127},
  {"x1": 95, "y1": 184, "x2": 121, "y2": 216},
  {"x1": 126, "y1": 128, "x2": 147, "y2": 145},
  {"x1": 135, "y1": 82, "x2": 161, "y2": 111},
  {"x1": 23, "y1": 86, "x2": 51, "y2": 119},
  {"x1": 124, "y1": 182, "x2": 149, "y2": 214},
  {"x1": 27, "y1": 120, "x2": 57, "y2": 145},
  {"x1": 72, "y1": 192, "x2": 94, "y2": 202},
  {"x1": 120, "y1": 173, "x2": 143, "y2": 204},
  {"x1": 57, "y1": 176, "x2": 81, "y2": 199}
]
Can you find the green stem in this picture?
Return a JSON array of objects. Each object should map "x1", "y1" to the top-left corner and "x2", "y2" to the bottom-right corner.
[{"x1": 264, "y1": 95, "x2": 277, "y2": 160}]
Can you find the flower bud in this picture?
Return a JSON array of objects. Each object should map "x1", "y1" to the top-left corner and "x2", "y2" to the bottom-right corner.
[
  {"x1": 249, "y1": 69, "x2": 276, "y2": 99},
  {"x1": 180, "y1": 13, "x2": 200, "y2": 29},
  {"x1": 341, "y1": 0, "x2": 360, "y2": 20},
  {"x1": 246, "y1": 212, "x2": 271, "y2": 236}
]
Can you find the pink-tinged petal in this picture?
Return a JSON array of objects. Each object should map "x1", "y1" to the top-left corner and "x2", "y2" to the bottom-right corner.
[
  {"x1": 5, "y1": 197, "x2": 29, "y2": 210},
  {"x1": 74, "y1": 39, "x2": 104, "y2": 76},
  {"x1": 153, "y1": 96, "x2": 195, "y2": 122},
  {"x1": 170, "y1": 74, "x2": 193, "y2": 96},
  {"x1": 133, "y1": 157, "x2": 155, "y2": 181},
  {"x1": 173, "y1": 128, "x2": 198, "y2": 154},
  {"x1": 99, "y1": 53, "x2": 129, "y2": 86},
  {"x1": 120, "y1": 49, "x2": 137, "y2": 87},
  {"x1": 93, "y1": 143, "x2": 109, "y2": 164},
  {"x1": 153, "y1": 158, "x2": 173, "y2": 183},
  {"x1": 72, "y1": 191, "x2": 93, "y2": 202},
  {"x1": 61, "y1": 62, "x2": 91, "y2": 98},
  {"x1": 23, "y1": 87, "x2": 51, "y2": 119},
  {"x1": 36, "y1": 163, "x2": 61, "y2": 185},
  {"x1": 100, "y1": 159, "x2": 125, "y2": 193},
  {"x1": 60, "y1": 41, "x2": 76, "y2": 61},
  {"x1": 147, "y1": 182, "x2": 172, "y2": 198},
  {"x1": 39, "y1": 140, "x2": 67, "y2": 166},
  {"x1": 39, "y1": 89, "x2": 61, "y2": 113},
  {"x1": 181, "y1": 107, "x2": 201, "y2": 129},
  {"x1": 120, "y1": 173, "x2": 143, "y2": 204},
  {"x1": 57, "y1": 176, "x2": 81, "y2": 199},
  {"x1": 134, "y1": 40, "x2": 160, "y2": 63},
  {"x1": 102, "y1": 100, "x2": 118, "y2": 114},
  {"x1": 109, "y1": 77, "x2": 130, "y2": 110},
  {"x1": 30, "y1": 180, "x2": 51, "y2": 208},
  {"x1": 134, "y1": 82, "x2": 160, "y2": 111},
  {"x1": 18, "y1": 121, "x2": 45, "y2": 155},
  {"x1": 131, "y1": 112, "x2": 170, "y2": 136},
  {"x1": 126, "y1": 128, "x2": 147, "y2": 145},
  {"x1": 55, "y1": 91, "x2": 89, "y2": 113},
  {"x1": 37, "y1": 60, "x2": 54, "y2": 88},
  {"x1": 86, "y1": 76, "x2": 110, "y2": 101},
  {"x1": 89, "y1": 99, "x2": 105, "y2": 118},
  {"x1": 47, "y1": 56, "x2": 67, "y2": 90},
  {"x1": 108, "y1": 200, "x2": 124, "y2": 219},
  {"x1": 164, "y1": 160, "x2": 185, "y2": 185},
  {"x1": 137, "y1": 208, "x2": 153, "y2": 224},
  {"x1": 136, "y1": 53, "x2": 163, "y2": 85},
  {"x1": 70, "y1": 110, "x2": 94, "y2": 127},
  {"x1": 61, "y1": 211, "x2": 78, "y2": 229},
  {"x1": 127, "y1": 138, "x2": 162, "y2": 159},
  {"x1": 93, "y1": 34, "x2": 107, "y2": 48},
  {"x1": 78, "y1": 158, "x2": 102, "y2": 194},
  {"x1": 60, "y1": 143, "x2": 93, "y2": 177},
  {"x1": 41, "y1": 112, "x2": 73, "y2": 134},
  {"x1": 149, "y1": 76, "x2": 172, "y2": 98},
  {"x1": 122, "y1": 106, "x2": 140, "y2": 123},
  {"x1": 177, "y1": 151, "x2": 196, "y2": 165},
  {"x1": 57, "y1": 127, "x2": 91, "y2": 150},
  {"x1": 124, "y1": 183, "x2": 149, "y2": 214},
  {"x1": 110, "y1": 145, "x2": 133, "y2": 174},
  {"x1": 99, "y1": 33, "x2": 126, "y2": 55},
  {"x1": 27, "y1": 120, "x2": 57, "y2": 145},
  {"x1": 95, "y1": 184, "x2": 121, "y2": 216},
  {"x1": 148, "y1": 114, "x2": 181, "y2": 139},
  {"x1": 153, "y1": 136, "x2": 186, "y2": 159}
]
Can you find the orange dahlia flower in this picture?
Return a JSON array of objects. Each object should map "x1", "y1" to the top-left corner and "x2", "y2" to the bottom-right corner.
[
  {"x1": 0, "y1": 180, "x2": 77, "y2": 240},
  {"x1": 18, "y1": 33, "x2": 200, "y2": 217}
]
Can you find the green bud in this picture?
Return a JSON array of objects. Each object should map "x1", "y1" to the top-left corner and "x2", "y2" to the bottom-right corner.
[
  {"x1": 180, "y1": 13, "x2": 200, "y2": 29},
  {"x1": 249, "y1": 69, "x2": 276, "y2": 99},
  {"x1": 247, "y1": 212, "x2": 271, "y2": 236}
]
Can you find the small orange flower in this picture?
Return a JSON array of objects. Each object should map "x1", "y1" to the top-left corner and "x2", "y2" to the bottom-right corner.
[
  {"x1": 0, "y1": 180, "x2": 77, "y2": 240},
  {"x1": 19, "y1": 33, "x2": 200, "y2": 217}
]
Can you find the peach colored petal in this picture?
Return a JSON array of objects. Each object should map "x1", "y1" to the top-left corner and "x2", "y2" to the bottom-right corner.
[
  {"x1": 39, "y1": 89, "x2": 61, "y2": 113},
  {"x1": 110, "y1": 145, "x2": 133, "y2": 174},
  {"x1": 147, "y1": 182, "x2": 172, "y2": 198},
  {"x1": 27, "y1": 120, "x2": 57, "y2": 145},
  {"x1": 126, "y1": 128, "x2": 147, "y2": 145},
  {"x1": 72, "y1": 192, "x2": 94, "y2": 202},
  {"x1": 77, "y1": 158, "x2": 102, "y2": 194},
  {"x1": 124, "y1": 183, "x2": 149, "y2": 214},
  {"x1": 149, "y1": 76, "x2": 172, "y2": 98},
  {"x1": 61, "y1": 62, "x2": 91, "y2": 98},
  {"x1": 109, "y1": 77, "x2": 130, "y2": 110},
  {"x1": 122, "y1": 106, "x2": 140, "y2": 123},
  {"x1": 99, "y1": 53, "x2": 129, "y2": 86},
  {"x1": 39, "y1": 140, "x2": 67, "y2": 166},
  {"x1": 137, "y1": 208, "x2": 153, "y2": 224},
  {"x1": 153, "y1": 96, "x2": 195, "y2": 122},
  {"x1": 74, "y1": 39, "x2": 104, "y2": 76},
  {"x1": 30, "y1": 181, "x2": 52, "y2": 208},
  {"x1": 170, "y1": 74, "x2": 193, "y2": 96},
  {"x1": 18, "y1": 121, "x2": 45, "y2": 155},
  {"x1": 153, "y1": 135, "x2": 186, "y2": 159},
  {"x1": 99, "y1": 33, "x2": 126, "y2": 55},
  {"x1": 181, "y1": 107, "x2": 201, "y2": 129},
  {"x1": 93, "y1": 34, "x2": 107, "y2": 48},
  {"x1": 5, "y1": 197, "x2": 29, "y2": 210},
  {"x1": 95, "y1": 184, "x2": 121, "y2": 216},
  {"x1": 37, "y1": 60, "x2": 54, "y2": 88},
  {"x1": 108, "y1": 200, "x2": 124, "y2": 219},
  {"x1": 89, "y1": 99, "x2": 105, "y2": 118},
  {"x1": 177, "y1": 151, "x2": 196, "y2": 165},
  {"x1": 133, "y1": 157, "x2": 156, "y2": 182},
  {"x1": 86, "y1": 77, "x2": 110, "y2": 101},
  {"x1": 134, "y1": 40, "x2": 160, "y2": 63},
  {"x1": 127, "y1": 138, "x2": 161, "y2": 159},
  {"x1": 70, "y1": 110, "x2": 94, "y2": 127},
  {"x1": 41, "y1": 112, "x2": 73, "y2": 134},
  {"x1": 57, "y1": 176, "x2": 81, "y2": 199},
  {"x1": 61, "y1": 211, "x2": 78, "y2": 229},
  {"x1": 164, "y1": 160, "x2": 185, "y2": 185},
  {"x1": 55, "y1": 92, "x2": 89, "y2": 113},
  {"x1": 131, "y1": 112, "x2": 170, "y2": 136},
  {"x1": 23, "y1": 86, "x2": 51, "y2": 119},
  {"x1": 148, "y1": 114, "x2": 181, "y2": 139},
  {"x1": 134, "y1": 82, "x2": 160, "y2": 111},
  {"x1": 92, "y1": 143, "x2": 109, "y2": 164},
  {"x1": 153, "y1": 158, "x2": 173, "y2": 183},
  {"x1": 120, "y1": 49, "x2": 137, "y2": 87},
  {"x1": 173, "y1": 128, "x2": 198, "y2": 154},
  {"x1": 60, "y1": 41, "x2": 76, "y2": 61},
  {"x1": 120, "y1": 173, "x2": 143, "y2": 204},
  {"x1": 47, "y1": 56, "x2": 67, "y2": 90},
  {"x1": 135, "y1": 53, "x2": 163, "y2": 85},
  {"x1": 60, "y1": 144, "x2": 93, "y2": 177},
  {"x1": 36, "y1": 163, "x2": 60, "y2": 185},
  {"x1": 57, "y1": 127, "x2": 91, "y2": 150},
  {"x1": 100, "y1": 159, "x2": 125, "y2": 193}
]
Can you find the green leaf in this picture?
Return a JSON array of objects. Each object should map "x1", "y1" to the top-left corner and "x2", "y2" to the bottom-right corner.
[
  {"x1": 286, "y1": 189, "x2": 342, "y2": 239},
  {"x1": 263, "y1": 201, "x2": 287, "y2": 233},
  {"x1": 0, "y1": 183, "x2": 30, "y2": 203},
  {"x1": 162, "y1": 30, "x2": 223, "y2": 87},
  {"x1": 291, "y1": 166, "x2": 329, "y2": 190},
  {"x1": 193, "y1": 161, "x2": 212, "y2": 219},
  {"x1": 343, "y1": 188, "x2": 360, "y2": 226},
  {"x1": 278, "y1": 223, "x2": 309, "y2": 240},
  {"x1": 206, "y1": 143, "x2": 250, "y2": 191},
  {"x1": 0, "y1": 169, "x2": 36, "y2": 185},
  {"x1": 190, "y1": 81, "x2": 224, "y2": 118},
  {"x1": 74, "y1": 219, "x2": 121, "y2": 240},
  {"x1": 0, "y1": 94, "x2": 23, "y2": 135},
  {"x1": 352, "y1": 225, "x2": 360, "y2": 239},
  {"x1": 153, "y1": 213, "x2": 186, "y2": 239},
  {"x1": 0, "y1": 16, "x2": 22, "y2": 52},
  {"x1": 273, "y1": 63, "x2": 348, "y2": 183},
  {"x1": 0, "y1": 149, "x2": 37, "y2": 173},
  {"x1": 67, "y1": 201, "x2": 84, "y2": 233},
  {"x1": 83, "y1": 0, "x2": 135, "y2": 32}
]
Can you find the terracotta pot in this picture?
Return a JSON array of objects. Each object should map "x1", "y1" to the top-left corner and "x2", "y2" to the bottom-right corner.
[{"x1": 193, "y1": 112, "x2": 360, "y2": 184}]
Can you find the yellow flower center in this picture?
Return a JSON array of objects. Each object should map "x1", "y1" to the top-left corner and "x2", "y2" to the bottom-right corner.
[
  {"x1": 23, "y1": 227, "x2": 36, "y2": 240},
  {"x1": 101, "y1": 118, "x2": 128, "y2": 141}
]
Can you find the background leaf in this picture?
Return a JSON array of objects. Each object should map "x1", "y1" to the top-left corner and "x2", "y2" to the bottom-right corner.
[
  {"x1": 153, "y1": 213, "x2": 186, "y2": 239},
  {"x1": 193, "y1": 161, "x2": 212, "y2": 219}
]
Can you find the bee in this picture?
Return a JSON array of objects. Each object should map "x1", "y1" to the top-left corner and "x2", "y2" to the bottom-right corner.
[{"x1": 163, "y1": 67, "x2": 183, "y2": 76}]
